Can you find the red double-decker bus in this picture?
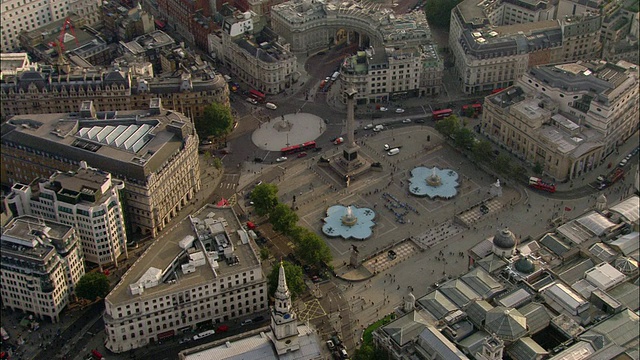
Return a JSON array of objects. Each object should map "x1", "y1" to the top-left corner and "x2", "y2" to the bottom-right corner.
[
  {"x1": 462, "y1": 103, "x2": 483, "y2": 115},
  {"x1": 528, "y1": 177, "x2": 556, "y2": 193},
  {"x1": 249, "y1": 89, "x2": 266, "y2": 103},
  {"x1": 432, "y1": 109, "x2": 453, "y2": 121},
  {"x1": 281, "y1": 141, "x2": 316, "y2": 155}
]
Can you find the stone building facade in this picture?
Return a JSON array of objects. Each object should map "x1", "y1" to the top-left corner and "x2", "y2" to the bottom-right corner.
[{"x1": 1, "y1": 100, "x2": 202, "y2": 237}]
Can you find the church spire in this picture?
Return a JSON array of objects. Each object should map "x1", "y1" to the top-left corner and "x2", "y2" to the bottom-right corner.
[{"x1": 274, "y1": 261, "x2": 292, "y2": 314}]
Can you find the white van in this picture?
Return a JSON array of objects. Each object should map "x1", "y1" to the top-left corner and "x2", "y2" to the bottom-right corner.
[
  {"x1": 387, "y1": 148, "x2": 400, "y2": 156},
  {"x1": 265, "y1": 102, "x2": 277, "y2": 110},
  {"x1": 193, "y1": 329, "x2": 215, "y2": 340},
  {"x1": 373, "y1": 124, "x2": 384, "y2": 132}
]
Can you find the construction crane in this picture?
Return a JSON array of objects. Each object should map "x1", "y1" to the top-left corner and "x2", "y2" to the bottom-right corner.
[{"x1": 56, "y1": 17, "x2": 79, "y2": 53}]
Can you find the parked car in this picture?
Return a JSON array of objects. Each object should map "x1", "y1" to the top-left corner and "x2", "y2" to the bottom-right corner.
[
  {"x1": 311, "y1": 275, "x2": 321, "y2": 283},
  {"x1": 402, "y1": 118, "x2": 412, "y2": 123},
  {"x1": 388, "y1": 250, "x2": 397, "y2": 259},
  {"x1": 326, "y1": 340, "x2": 335, "y2": 350},
  {"x1": 395, "y1": 108, "x2": 405, "y2": 113},
  {"x1": 276, "y1": 156, "x2": 288, "y2": 162},
  {"x1": 216, "y1": 325, "x2": 229, "y2": 332}
]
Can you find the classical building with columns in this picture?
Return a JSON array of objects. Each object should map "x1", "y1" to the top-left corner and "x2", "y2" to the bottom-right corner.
[
  {"x1": 1, "y1": 99, "x2": 201, "y2": 237},
  {"x1": 481, "y1": 60, "x2": 638, "y2": 181},
  {"x1": 271, "y1": 0, "x2": 443, "y2": 102}
]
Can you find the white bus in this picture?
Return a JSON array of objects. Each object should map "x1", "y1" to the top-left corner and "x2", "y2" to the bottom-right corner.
[{"x1": 193, "y1": 329, "x2": 215, "y2": 341}]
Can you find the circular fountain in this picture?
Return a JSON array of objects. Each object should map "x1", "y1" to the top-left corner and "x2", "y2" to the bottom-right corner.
[
  {"x1": 341, "y1": 206, "x2": 358, "y2": 226},
  {"x1": 426, "y1": 167, "x2": 443, "y2": 187}
]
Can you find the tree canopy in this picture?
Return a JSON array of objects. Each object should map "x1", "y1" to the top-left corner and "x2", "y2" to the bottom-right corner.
[
  {"x1": 269, "y1": 203, "x2": 299, "y2": 234},
  {"x1": 251, "y1": 183, "x2": 279, "y2": 216},
  {"x1": 267, "y1": 261, "x2": 305, "y2": 300},
  {"x1": 454, "y1": 127, "x2": 476, "y2": 150},
  {"x1": 75, "y1": 272, "x2": 110, "y2": 301},
  {"x1": 291, "y1": 227, "x2": 332, "y2": 267},
  {"x1": 472, "y1": 139, "x2": 493, "y2": 161},
  {"x1": 434, "y1": 115, "x2": 461, "y2": 138},
  {"x1": 194, "y1": 102, "x2": 234, "y2": 139}
]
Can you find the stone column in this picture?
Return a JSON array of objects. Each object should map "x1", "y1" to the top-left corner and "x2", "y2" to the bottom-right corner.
[{"x1": 345, "y1": 86, "x2": 358, "y2": 148}]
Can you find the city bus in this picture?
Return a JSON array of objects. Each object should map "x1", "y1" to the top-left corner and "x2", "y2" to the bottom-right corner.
[
  {"x1": 249, "y1": 89, "x2": 266, "y2": 103},
  {"x1": 280, "y1": 141, "x2": 317, "y2": 155},
  {"x1": 462, "y1": 103, "x2": 483, "y2": 116},
  {"x1": 528, "y1": 177, "x2": 556, "y2": 193},
  {"x1": 432, "y1": 109, "x2": 453, "y2": 121}
]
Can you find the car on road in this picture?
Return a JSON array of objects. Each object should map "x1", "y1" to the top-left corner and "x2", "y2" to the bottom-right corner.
[
  {"x1": 216, "y1": 325, "x2": 229, "y2": 333},
  {"x1": 334, "y1": 137, "x2": 344, "y2": 145},
  {"x1": 246, "y1": 97, "x2": 258, "y2": 105},
  {"x1": 179, "y1": 337, "x2": 191, "y2": 344},
  {"x1": 596, "y1": 175, "x2": 605, "y2": 182},
  {"x1": 266, "y1": 102, "x2": 277, "y2": 110},
  {"x1": 402, "y1": 118, "x2": 412, "y2": 123},
  {"x1": 326, "y1": 340, "x2": 335, "y2": 350},
  {"x1": 241, "y1": 319, "x2": 253, "y2": 326},
  {"x1": 373, "y1": 125, "x2": 384, "y2": 132},
  {"x1": 311, "y1": 275, "x2": 321, "y2": 283},
  {"x1": 363, "y1": 123, "x2": 374, "y2": 130},
  {"x1": 379, "y1": 107, "x2": 388, "y2": 112},
  {"x1": 297, "y1": 152, "x2": 308, "y2": 158},
  {"x1": 276, "y1": 156, "x2": 288, "y2": 162},
  {"x1": 395, "y1": 108, "x2": 405, "y2": 113},
  {"x1": 388, "y1": 250, "x2": 397, "y2": 259},
  {"x1": 415, "y1": 118, "x2": 426, "y2": 123},
  {"x1": 201, "y1": 139, "x2": 213, "y2": 145},
  {"x1": 313, "y1": 147, "x2": 323, "y2": 152},
  {"x1": 619, "y1": 159, "x2": 628, "y2": 167},
  {"x1": 253, "y1": 316, "x2": 266, "y2": 322}
]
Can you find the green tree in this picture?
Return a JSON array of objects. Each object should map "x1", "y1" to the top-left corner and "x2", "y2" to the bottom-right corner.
[
  {"x1": 251, "y1": 183, "x2": 279, "y2": 216},
  {"x1": 434, "y1": 115, "x2": 461, "y2": 138},
  {"x1": 259, "y1": 247, "x2": 270, "y2": 260},
  {"x1": 353, "y1": 344, "x2": 390, "y2": 360},
  {"x1": 473, "y1": 140, "x2": 493, "y2": 161},
  {"x1": 423, "y1": 0, "x2": 463, "y2": 28},
  {"x1": 292, "y1": 227, "x2": 332, "y2": 267},
  {"x1": 495, "y1": 153, "x2": 512, "y2": 174},
  {"x1": 269, "y1": 203, "x2": 299, "y2": 234},
  {"x1": 267, "y1": 261, "x2": 305, "y2": 300},
  {"x1": 454, "y1": 127, "x2": 476, "y2": 150},
  {"x1": 533, "y1": 161, "x2": 544, "y2": 175},
  {"x1": 194, "y1": 102, "x2": 234, "y2": 139},
  {"x1": 75, "y1": 272, "x2": 110, "y2": 301},
  {"x1": 212, "y1": 157, "x2": 223, "y2": 170}
]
